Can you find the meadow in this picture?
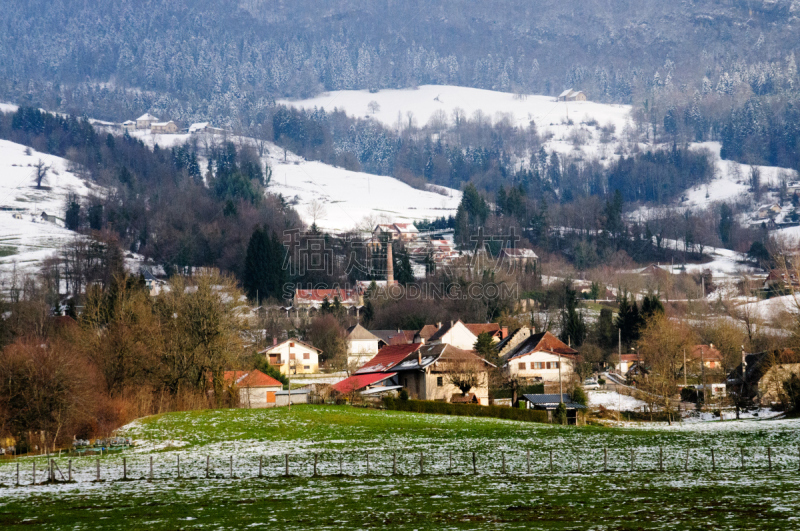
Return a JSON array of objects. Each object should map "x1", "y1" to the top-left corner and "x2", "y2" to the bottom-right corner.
[{"x1": 1, "y1": 405, "x2": 799, "y2": 530}]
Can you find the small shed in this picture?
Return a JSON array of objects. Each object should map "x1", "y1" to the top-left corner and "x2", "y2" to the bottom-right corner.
[
  {"x1": 275, "y1": 388, "x2": 310, "y2": 406},
  {"x1": 521, "y1": 393, "x2": 587, "y2": 425}
]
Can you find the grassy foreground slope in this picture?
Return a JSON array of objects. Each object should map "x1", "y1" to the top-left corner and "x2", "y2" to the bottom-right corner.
[{"x1": 1, "y1": 406, "x2": 800, "y2": 530}]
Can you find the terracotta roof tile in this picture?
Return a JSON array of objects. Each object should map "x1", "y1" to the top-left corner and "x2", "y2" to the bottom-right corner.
[
  {"x1": 355, "y1": 344, "x2": 422, "y2": 374},
  {"x1": 224, "y1": 370, "x2": 283, "y2": 388}
]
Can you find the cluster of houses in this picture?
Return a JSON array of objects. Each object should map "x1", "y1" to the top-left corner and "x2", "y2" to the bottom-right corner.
[{"x1": 119, "y1": 113, "x2": 228, "y2": 136}]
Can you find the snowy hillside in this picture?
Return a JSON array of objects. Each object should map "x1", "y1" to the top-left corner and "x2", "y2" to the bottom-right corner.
[
  {"x1": 278, "y1": 85, "x2": 633, "y2": 159},
  {"x1": 116, "y1": 128, "x2": 462, "y2": 232},
  {"x1": 0, "y1": 139, "x2": 92, "y2": 277}
]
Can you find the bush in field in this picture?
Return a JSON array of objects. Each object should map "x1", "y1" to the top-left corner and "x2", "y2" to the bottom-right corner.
[
  {"x1": 554, "y1": 402, "x2": 567, "y2": 425},
  {"x1": 783, "y1": 374, "x2": 800, "y2": 414}
]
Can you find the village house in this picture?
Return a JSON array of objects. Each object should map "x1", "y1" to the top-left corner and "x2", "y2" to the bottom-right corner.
[
  {"x1": 224, "y1": 370, "x2": 283, "y2": 408},
  {"x1": 292, "y1": 287, "x2": 362, "y2": 315},
  {"x1": 259, "y1": 339, "x2": 321, "y2": 375},
  {"x1": 373, "y1": 222, "x2": 419, "y2": 242},
  {"x1": 40, "y1": 212, "x2": 59, "y2": 224},
  {"x1": 150, "y1": 121, "x2": 178, "y2": 134},
  {"x1": 370, "y1": 329, "x2": 415, "y2": 346},
  {"x1": 521, "y1": 393, "x2": 587, "y2": 425},
  {"x1": 425, "y1": 320, "x2": 479, "y2": 350},
  {"x1": 498, "y1": 248, "x2": 538, "y2": 269},
  {"x1": 501, "y1": 331, "x2": 577, "y2": 383},
  {"x1": 345, "y1": 323, "x2": 383, "y2": 368},
  {"x1": 333, "y1": 343, "x2": 494, "y2": 404},
  {"x1": 763, "y1": 269, "x2": 800, "y2": 292},
  {"x1": 122, "y1": 120, "x2": 136, "y2": 133},
  {"x1": 136, "y1": 113, "x2": 159, "y2": 130},
  {"x1": 755, "y1": 204, "x2": 782, "y2": 220},
  {"x1": 557, "y1": 89, "x2": 588, "y2": 102},
  {"x1": 615, "y1": 353, "x2": 641, "y2": 375},
  {"x1": 728, "y1": 348, "x2": 800, "y2": 406}
]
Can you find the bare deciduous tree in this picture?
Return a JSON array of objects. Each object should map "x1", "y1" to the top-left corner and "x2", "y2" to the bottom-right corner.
[{"x1": 33, "y1": 159, "x2": 50, "y2": 189}]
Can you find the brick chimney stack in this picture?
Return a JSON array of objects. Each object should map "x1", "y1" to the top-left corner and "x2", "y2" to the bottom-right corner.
[{"x1": 386, "y1": 240, "x2": 394, "y2": 285}]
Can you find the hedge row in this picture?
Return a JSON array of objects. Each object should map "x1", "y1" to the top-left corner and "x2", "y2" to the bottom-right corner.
[{"x1": 382, "y1": 397, "x2": 549, "y2": 423}]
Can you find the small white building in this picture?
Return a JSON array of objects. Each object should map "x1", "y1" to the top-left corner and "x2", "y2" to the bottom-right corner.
[
  {"x1": 224, "y1": 370, "x2": 283, "y2": 408},
  {"x1": 122, "y1": 120, "x2": 136, "y2": 133},
  {"x1": 150, "y1": 121, "x2": 178, "y2": 134},
  {"x1": 501, "y1": 331, "x2": 577, "y2": 382},
  {"x1": 426, "y1": 320, "x2": 479, "y2": 351},
  {"x1": 345, "y1": 323, "x2": 382, "y2": 369},
  {"x1": 259, "y1": 339, "x2": 321, "y2": 375},
  {"x1": 136, "y1": 113, "x2": 159, "y2": 130}
]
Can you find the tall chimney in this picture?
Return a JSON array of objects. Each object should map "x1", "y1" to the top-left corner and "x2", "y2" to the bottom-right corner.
[{"x1": 386, "y1": 240, "x2": 394, "y2": 285}]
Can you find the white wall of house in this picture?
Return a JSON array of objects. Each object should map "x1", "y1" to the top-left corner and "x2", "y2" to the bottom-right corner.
[
  {"x1": 431, "y1": 322, "x2": 478, "y2": 350},
  {"x1": 347, "y1": 338, "x2": 380, "y2": 368},
  {"x1": 238, "y1": 386, "x2": 282, "y2": 408},
  {"x1": 506, "y1": 351, "x2": 574, "y2": 382},
  {"x1": 264, "y1": 341, "x2": 320, "y2": 375}
]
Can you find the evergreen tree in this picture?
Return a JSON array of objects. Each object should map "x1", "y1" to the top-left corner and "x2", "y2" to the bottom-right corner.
[
  {"x1": 394, "y1": 247, "x2": 415, "y2": 285},
  {"x1": 596, "y1": 308, "x2": 616, "y2": 350},
  {"x1": 474, "y1": 332, "x2": 499, "y2": 365},
  {"x1": 559, "y1": 284, "x2": 586, "y2": 347},
  {"x1": 65, "y1": 198, "x2": 81, "y2": 231},
  {"x1": 640, "y1": 293, "x2": 664, "y2": 321},
  {"x1": 719, "y1": 203, "x2": 733, "y2": 246},
  {"x1": 243, "y1": 227, "x2": 270, "y2": 303},
  {"x1": 615, "y1": 291, "x2": 643, "y2": 345}
]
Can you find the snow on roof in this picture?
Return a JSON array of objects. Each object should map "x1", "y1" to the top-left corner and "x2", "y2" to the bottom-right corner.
[
  {"x1": 122, "y1": 120, "x2": 135, "y2": 125},
  {"x1": 189, "y1": 122, "x2": 210, "y2": 133},
  {"x1": 151, "y1": 121, "x2": 174, "y2": 127},
  {"x1": 137, "y1": 113, "x2": 158, "y2": 121},
  {"x1": 559, "y1": 88, "x2": 574, "y2": 98},
  {"x1": 393, "y1": 223, "x2": 418, "y2": 233}
]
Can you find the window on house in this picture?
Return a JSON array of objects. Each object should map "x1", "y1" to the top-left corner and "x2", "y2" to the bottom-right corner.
[
  {"x1": 304, "y1": 365, "x2": 310, "y2": 370},
  {"x1": 437, "y1": 376, "x2": 443, "y2": 387},
  {"x1": 290, "y1": 353, "x2": 296, "y2": 360},
  {"x1": 533, "y1": 362, "x2": 544, "y2": 370},
  {"x1": 518, "y1": 363, "x2": 526, "y2": 371},
  {"x1": 303, "y1": 353, "x2": 310, "y2": 360}
]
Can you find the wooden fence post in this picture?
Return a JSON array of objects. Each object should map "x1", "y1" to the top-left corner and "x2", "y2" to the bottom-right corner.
[
  {"x1": 96, "y1": 458, "x2": 100, "y2": 481},
  {"x1": 449, "y1": 451, "x2": 453, "y2": 474},
  {"x1": 659, "y1": 447, "x2": 663, "y2": 472},
  {"x1": 366, "y1": 452, "x2": 370, "y2": 475},
  {"x1": 604, "y1": 447, "x2": 608, "y2": 472},
  {"x1": 711, "y1": 448, "x2": 715, "y2": 472},
  {"x1": 177, "y1": 455, "x2": 180, "y2": 478},
  {"x1": 338, "y1": 454, "x2": 343, "y2": 475},
  {"x1": 150, "y1": 456, "x2": 153, "y2": 481},
  {"x1": 768, "y1": 447, "x2": 772, "y2": 471},
  {"x1": 16, "y1": 462, "x2": 20, "y2": 486},
  {"x1": 472, "y1": 452, "x2": 477, "y2": 475},
  {"x1": 312, "y1": 454, "x2": 317, "y2": 477},
  {"x1": 32, "y1": 462, "x2": 36, "y2": 485},
  {"x1": 230, "y1": 456, "x2": 233, "y2": 478},
  {"x1": 419, "y1": 451, "x2": 424, "y2": 475},
  {"x1": 259, "y1": 456, "x2": 263, "y2": 478},
  {"x1": 123, "y1": 458, "x2": 127, "y2": 480},
  {"x1": 741, "y1": 448, "x2": 745, "y2": 470},
  {"x1": 68, "y1": 460, "x2": 72, "y2": 482},
  {"x1": 206, "y1": 455, "x2": 210, "y2": 478},
  {"x1": 284, "y1": 454, "x2": 289, "y2": 477},
  {"x1": 502, "y1": 452, "x2": 506, "y2": 475},
  {"x1": 527, "y1": 450, "x2": 531, "y2": 475},
  {"x1": 549, "y1": 450, "x2": 553, "y2": 474},
  {"x1": 49, "y1": 459, "x2": 54, "y2": 482},
  {"x1": 630, "y1": 449, "x2": 634, "y2": 472}
]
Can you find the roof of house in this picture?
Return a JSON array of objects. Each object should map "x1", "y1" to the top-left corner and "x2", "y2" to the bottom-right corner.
[
  {"x1": 522, "y1": 393, "x2": 587, "y2": 409},
  {"x1": 346, "y1": 323, "x2": 381, "y2": 342},
  {"x1": 559, "y1": 89, "x2": 575, "y2": 98},
  {"x1": 331, "y1": 372, "x2": 397, "y2": 394},
  {"x1": 393, "y1": 223, "x2": 418, "y2": 233},
  {"x1": 428, "y1": 320, "x2": 475, "y2": 343},
  {"x1": 189, "y1": 122, "x2": 210, "y2": 133},
  {"x1": 259, "y1": 338, "x2": 321, "y2": 354},
  {"x1": 690, "y1": 345, "x2": 723, "y2": 361},
  {"x1": 417, "y1": 324, "x2": 440, "y2": 340},
  {"x1": 355, "y1": 344, "x2": 422, "y2": 374},
  {"x1": 369, "y1": 329, "x2": 415, "y2": 345},
  {"x1": 151, "y1": 121, "x2": 175, "y2": 127},
  {"x1": 223, "y1": 370, "x2": 283, "y2": 388},
  {"x1": 464, "y1": 323, "x2": 502, "y2": 337},
  {"x1": 295, "y1": 288, "x2": 358, "y2": 303},
  {"x1": 728, "y1": 348, "x2": 800, "y2": 386},
  {"x1": 122, "y1": 120, "x2": 135, "y2": 125},
  {"x1": 137, "y1": 113, "x2": 158, "y2": 121},
  {"x1": 503, "y1": 331, "x2": 578, "y2": 362},
  {"x1": 619, "y1": 353, "x2": 640, "y2": 362}
]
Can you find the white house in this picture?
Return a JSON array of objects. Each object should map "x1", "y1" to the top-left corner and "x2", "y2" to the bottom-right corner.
[
  {"x1": 345, "y1": 323, "x2": 382, "y2": 368},
  {"x1": 224, "y1": 370, "x2": 283, "y2": 408},
  {"x1": 150, "y1": 121, "x2": 178, "y2": 134},
  {"x1": 425, "y1": 320, "x2": 478, "y2": 350},
  {"x1": 501, "y1": 331, "x2": 577, "y2": 382},
  {"x1": 259, "y1": 339, "x2": 321, "y2": 375},
  {"x1": 136, "y1": 113, "x2": 159, "y2": 130},
  {"x1": 122, "y1": 120, "x2": 136, "y2": 133}
]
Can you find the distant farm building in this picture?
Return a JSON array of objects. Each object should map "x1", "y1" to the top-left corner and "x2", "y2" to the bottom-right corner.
[
  {"x1": 557, "y1": 89, "x2": 587, "y2": 102},
  {"x1": 150, "y1": 121, "x2": 178, "y2": 134},
  {"x1": 136, "y1": 113, "x2": 159, "y2": 130}
]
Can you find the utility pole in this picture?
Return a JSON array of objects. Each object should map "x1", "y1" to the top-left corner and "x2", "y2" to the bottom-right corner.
[
  {"x1": 683, "y1": 348, "x2": 687, "y2": 387},
  {"x1": 287, "y1": 343, "x2": 292, "y2": 410},
  {"x1": 700, "y1": 346, "x2": 706, "y2": 410}
]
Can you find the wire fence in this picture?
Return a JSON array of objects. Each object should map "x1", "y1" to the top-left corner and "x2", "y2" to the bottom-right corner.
[{"x1": 2, "y1": 447, "x2": 799, "y2": 486}]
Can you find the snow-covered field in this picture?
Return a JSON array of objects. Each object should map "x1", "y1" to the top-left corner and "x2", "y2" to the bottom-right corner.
[
  {"x1": 117, "y1": 128, "x2": 462, "y2": 232},
  {"x1": 588, "y1": 390, "x2": 648, "y2": 411},
  {"x1": 279, "y1": 84, "x2": 632, "y2": 160},
  {"x1": 0, "y1": 139, "x2": 92, "y2": 278}
]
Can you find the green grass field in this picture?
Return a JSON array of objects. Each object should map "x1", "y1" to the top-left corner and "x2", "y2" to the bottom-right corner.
[{"x1": 1, "y1": 405, "x2": 799, "y2": 530}]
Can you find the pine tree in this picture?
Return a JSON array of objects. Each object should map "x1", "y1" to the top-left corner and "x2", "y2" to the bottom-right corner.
[
  {"x1": 559, "y1": 284, "x2": 586, "y2": 347},
  {"x1": 243, "y1": 227, "x2": 270, "y2": 303},
  {"x1": 473, "y1": 332, "x2": 499, "y2": 365},
  {"x1": 395, "y1": 248, "x2": 415, "y2": 285}
]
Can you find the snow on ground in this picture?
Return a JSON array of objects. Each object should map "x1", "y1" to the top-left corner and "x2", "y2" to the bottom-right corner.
[
  {"x1": 0, "y1": 139, "x2": 93, "y2": 277},
  {"x1": 739, "y1": 294, "x2": 799, "y2": 319},
  {"x1": 115, "y1": 128, "x2": 462, "y2": 232},
  {"x1": 279, "y1": 84, "x2": 633, "y2": 160},
  {"x1": 588, "y1": 390, "x2": 648, "y2": 411}
]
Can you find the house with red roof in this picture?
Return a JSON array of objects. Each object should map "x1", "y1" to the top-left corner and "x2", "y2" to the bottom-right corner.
[
  {"x1": 333, "y1": 343, "x2": 494, "y2": 404},
  {"x1": 501, "y1": 331, "x2": 578, "y2": 383},
  {"x1": 224, "y1": 370, "x2": 283, "y2": 408}
]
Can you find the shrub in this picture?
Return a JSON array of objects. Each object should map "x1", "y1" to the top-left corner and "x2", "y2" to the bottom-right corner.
[
  {"x1": 398, "y1": 388, "x2": 409, "y2": 401},
  {"x1": 381, "y1": 397, "x2": 548, "y2": 423},
  {"x1": 571, "y1": 387, "x2": 588, "y2": 407},
  {"x1": 553, "y1": 402, "x2": 567, "y2": 425}
]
